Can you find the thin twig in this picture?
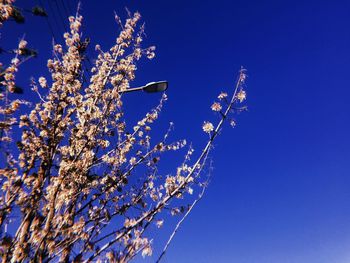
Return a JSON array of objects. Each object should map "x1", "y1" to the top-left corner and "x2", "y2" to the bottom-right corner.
[{"x1": 156, "y1": 184, "x2": 207, "y2": 262}]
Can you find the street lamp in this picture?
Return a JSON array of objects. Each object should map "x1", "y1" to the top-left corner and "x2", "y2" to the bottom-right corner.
[{"x1": 122, "y1": 81, "x2": 168, "y2": 93}]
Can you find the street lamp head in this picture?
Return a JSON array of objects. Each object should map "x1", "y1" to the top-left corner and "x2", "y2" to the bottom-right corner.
[{"x1": 143, "y1": 81, "x2": 168, "y2": 93}]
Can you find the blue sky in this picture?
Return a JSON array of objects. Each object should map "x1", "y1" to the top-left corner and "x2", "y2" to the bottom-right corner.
[{"x1": 4, "y1": 0, "x2": 350, "y2": 262}]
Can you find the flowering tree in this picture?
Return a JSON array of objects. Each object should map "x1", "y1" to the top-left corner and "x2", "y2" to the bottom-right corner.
[{"x1": 0, "y1": 1, "x2": 247, "y2": 262}]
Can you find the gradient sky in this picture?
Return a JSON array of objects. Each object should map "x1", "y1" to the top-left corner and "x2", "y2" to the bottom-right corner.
[{"x1": 3, "y1": 0, "x2": 350, "y2": 262}]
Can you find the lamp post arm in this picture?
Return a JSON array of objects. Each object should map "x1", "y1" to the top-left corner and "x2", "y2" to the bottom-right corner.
[
  {"x1": 119, "y1": 81, "x2": 168, "y2": 94},
  {"x1": 121, "y1": 86, "x2": 145, "y2": 93}
]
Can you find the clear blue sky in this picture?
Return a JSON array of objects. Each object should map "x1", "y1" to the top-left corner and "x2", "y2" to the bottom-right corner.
[{"x1": 4, "y1": 0, "x2": 350, "y2": 262}]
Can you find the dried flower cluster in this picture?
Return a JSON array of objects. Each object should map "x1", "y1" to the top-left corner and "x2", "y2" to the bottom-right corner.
[
  {"x1": 0, "y1": 0, "x2": 15, "y2": 27},
  {"x1": 0, "y1": 5, "x2": 247, "y2": 262},
  {"x1": 202, "y1": 121, "x2": 214, "y2": 133}
]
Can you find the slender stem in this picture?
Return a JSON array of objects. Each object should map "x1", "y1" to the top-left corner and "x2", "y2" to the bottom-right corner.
[{"x1": 156, "y1": 182, "x2": 207, "y2": 263}]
